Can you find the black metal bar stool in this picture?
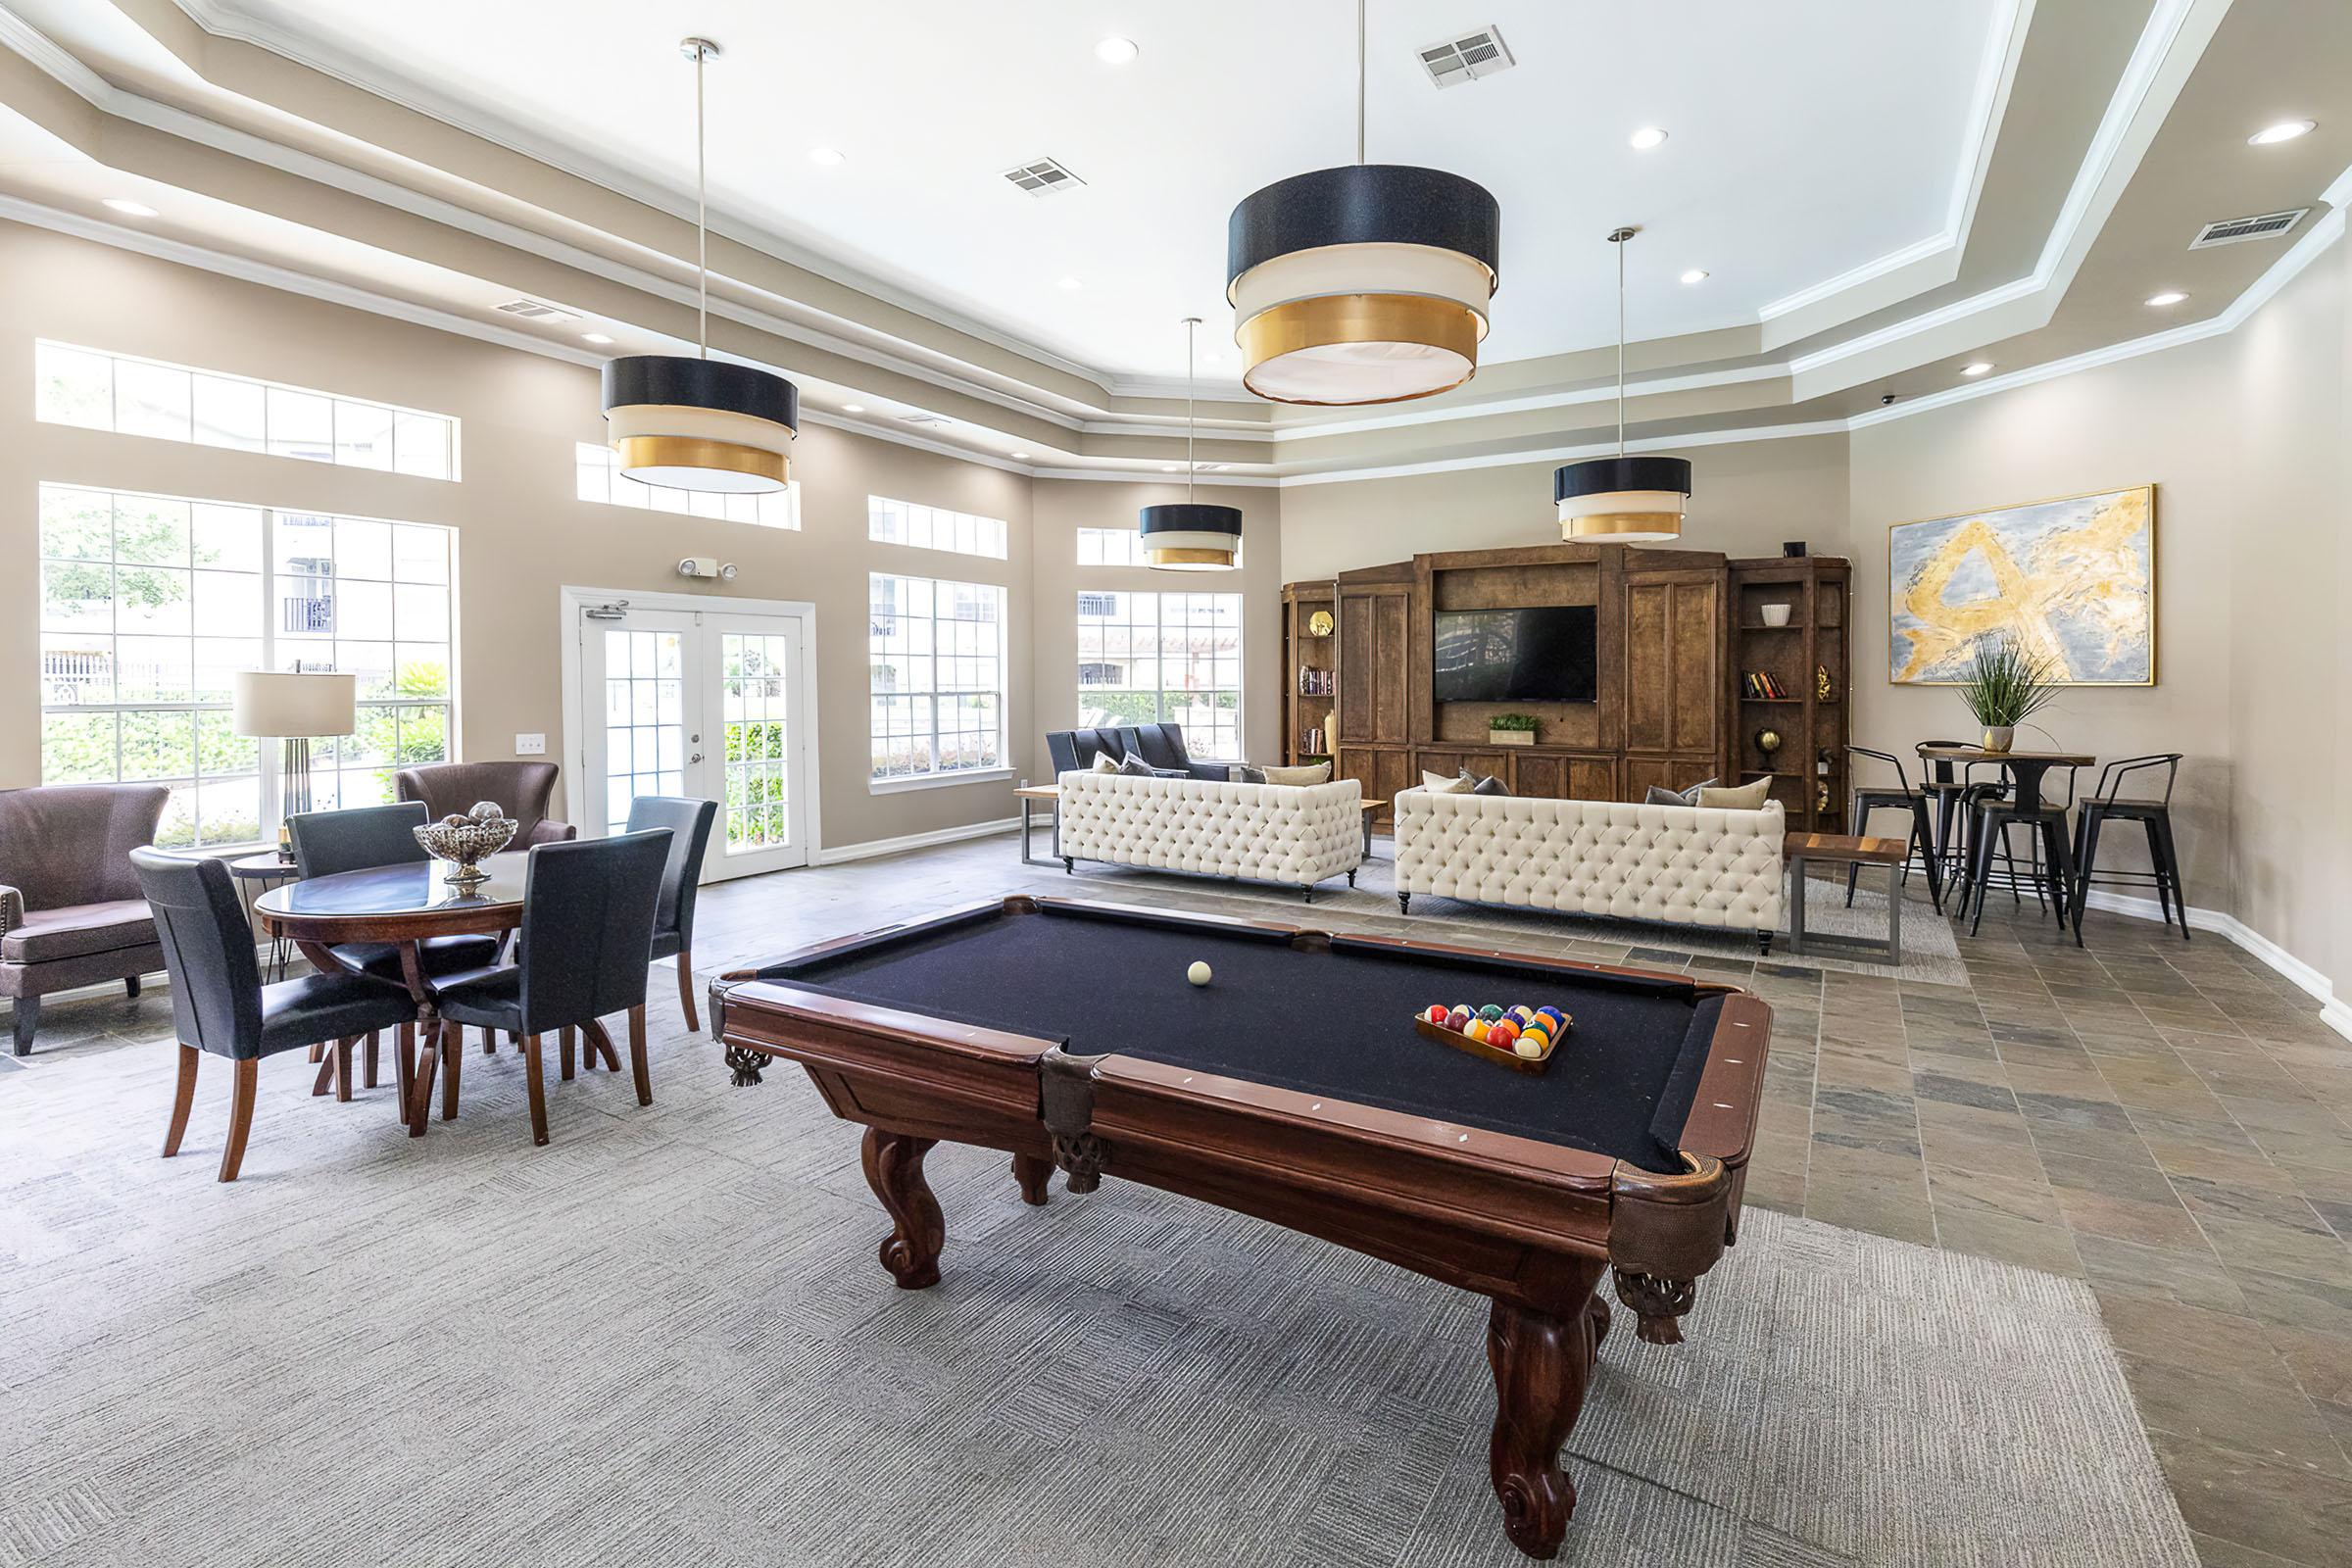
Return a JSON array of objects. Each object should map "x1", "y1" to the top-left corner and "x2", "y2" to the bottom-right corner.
[
  {"x1": 2072, "y1": 754, "x2": 2189, "y2": 942},
  {"x1": 1916, "y1": 740, "x2": 1999, "y2": 896},
  {"x1": 1843, "y1": 747, "x2": 1943, "y2": 911},
  {"x1": 1964, "y1": 786, "x2": 2081, "y2": 944}
]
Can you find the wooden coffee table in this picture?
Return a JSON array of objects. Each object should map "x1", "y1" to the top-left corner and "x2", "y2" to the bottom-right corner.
[
  {"x1": 1359, "y1": 797, "x2": 1387, "y2": 856},
  {"x1": 1785, "y1": 831, "x2": 1908, "y2": 965}
]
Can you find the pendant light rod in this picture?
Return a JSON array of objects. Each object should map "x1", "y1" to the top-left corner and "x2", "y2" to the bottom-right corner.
[
  {"x1": 1606, "y1": 225, "x2": 1637, "y2": 457},
  {"x1": 681, "y1": 36, "x2": 720, "y2": 359},
  {"x1": 1183, "y1": 317, "x2": 1201, "y2": 504},
  {"x1": 1355, "y1": 0, "x2": 1367, "y2": 165}
]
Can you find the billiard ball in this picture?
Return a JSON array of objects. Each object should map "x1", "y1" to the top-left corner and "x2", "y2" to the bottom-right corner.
[
  {"x1": 1521, "y1": 1027, "x2": 1549, "y2": 1053},
  {"x1": 1489, "y1": 1019, "x2": 1519, "y2": 1047},
  {"x1": 1423, "y1": 1004, "x2": 1448, "y2": 1024},
  {"x1": 1478, "y1": 1004, "x2": 1504, "y2": 1022},
  {"x1": 1537, "y1": 1006, "x2": 1565, "y2": 1030},
  {"x1": 1513, "y1": 1037, "x2": 1544, "y2": 1059},
  {"x1": 1465, "y1": 1019, "x2": 1491, "y2": 1042},
  {"x1": 1447, "y1": 1005, "x2": 1474, "y2": 1030},
  {"x1": 1188, "y1": 962, "x2": 1212, "y2": 987}
]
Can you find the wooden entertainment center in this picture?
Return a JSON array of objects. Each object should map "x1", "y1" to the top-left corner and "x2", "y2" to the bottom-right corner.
[{"x1": 1281, "y1": 543, "x2": 1851, "y2": 834}]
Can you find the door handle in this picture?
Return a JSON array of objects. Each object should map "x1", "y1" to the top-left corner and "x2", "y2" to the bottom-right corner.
[{"x1": 690, "y1": 752, "x2": 705, "y2": 764}]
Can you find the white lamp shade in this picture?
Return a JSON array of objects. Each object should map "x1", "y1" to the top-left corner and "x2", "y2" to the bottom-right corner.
[{"x1": 231, "y1": 670, "x2": 357, "y2": 738}]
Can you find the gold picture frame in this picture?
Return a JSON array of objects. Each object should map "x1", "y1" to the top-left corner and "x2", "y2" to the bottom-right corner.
[{"x1": 1886, "y1": 483, "x2": 2156, "y2": 686}]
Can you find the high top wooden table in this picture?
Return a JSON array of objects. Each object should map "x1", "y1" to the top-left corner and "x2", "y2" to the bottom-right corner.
[
  {"x1": 1915, "y1": 744, "x2": 2094, "y2": 810},
  {"x1": 256, "y1": 854, "x2": 528, "y2": 1137}
]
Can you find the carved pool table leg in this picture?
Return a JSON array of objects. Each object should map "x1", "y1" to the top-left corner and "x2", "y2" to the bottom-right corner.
[
  {"x1": 1010, "y1": 1151, "x2": 1053, "y2": 1205},
  {"x1": 1486, "y1": 1297, "x2": 1599, "y2": 1561},
  {"x1": 861, "y1": 1127, "x2": 944, "y2": 1290}
]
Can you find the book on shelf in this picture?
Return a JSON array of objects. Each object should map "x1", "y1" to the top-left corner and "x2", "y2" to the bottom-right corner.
[
  {"x1": 1297, "y1": 668, "x2": 1335, "y2": 697},
  {"x1": 1740, "y1": 670, "x2": 1792, "y2": 700}
]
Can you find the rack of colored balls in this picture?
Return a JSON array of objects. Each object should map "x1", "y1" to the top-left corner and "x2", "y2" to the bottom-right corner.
[{"x1": 1422, "y1": 1003, "x2": 1568, "y2": 1060}]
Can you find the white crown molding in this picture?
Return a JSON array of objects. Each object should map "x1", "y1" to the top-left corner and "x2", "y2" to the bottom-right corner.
[{"x1": 1274, "y1": 419, "x2": 1855, "y2": 487}]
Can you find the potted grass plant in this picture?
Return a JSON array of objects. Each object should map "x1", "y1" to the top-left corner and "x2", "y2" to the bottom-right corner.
[
  {"x1": 1956, "y1": 637, "x2": 2059, "y2": 753},
  {"x1": 1488, "y1": 712, "x2": 1540, "y2": 748}
]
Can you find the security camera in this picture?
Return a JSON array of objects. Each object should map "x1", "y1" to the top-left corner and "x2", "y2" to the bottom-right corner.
[{"x1": 1879, "y1": 393, "x2": 1898, "y2": 407}]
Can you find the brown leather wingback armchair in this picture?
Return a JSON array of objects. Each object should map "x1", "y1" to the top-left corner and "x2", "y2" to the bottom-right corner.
[
  {"x1": 1, "y1": 783, "x2": 171, "y2": 1055},
  {"x1": 395, "y1": 761, "x2": 576, "y2": 849}
]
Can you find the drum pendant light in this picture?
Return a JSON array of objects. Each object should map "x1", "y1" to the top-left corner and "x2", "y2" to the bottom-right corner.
[
  {"x1": 1225, "y1": 0, "x2": 1499, "y2": 406},
  {"x1": 1553, "y1": 226, "x2": 1690, "y2": 542},
  {"x1": 601, "y1": 37, "x2": 799, "y2": 494},
  {"x1": 1142, "y1": 318, "x2": 1243, "y2": 570}
]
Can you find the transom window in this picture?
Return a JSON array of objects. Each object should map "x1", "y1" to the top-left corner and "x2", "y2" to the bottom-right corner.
[
  {"x1": 868, "y1": 496, "x2": 1007, "y2": 560},
  {"x1": 868, "y1": 573, "x2": 1005, "y2": 785},
  {"x1": 573, "y1": 442, "x2": 800, "y2": 527},
  {"x1": 37, "y1": 482, "x2": 456, "y2": 848},
  {"x1": 1075, "y1": 591, "x2": 1243, "y2": 760},
  {"x1": 35, "y1": 341, "x2": 457, "y2": 481}
]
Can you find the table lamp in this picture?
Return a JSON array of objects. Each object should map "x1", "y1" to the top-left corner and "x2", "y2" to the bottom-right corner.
[{"x1": 232, "y1": 667, "x2": 357, "y2": 860}]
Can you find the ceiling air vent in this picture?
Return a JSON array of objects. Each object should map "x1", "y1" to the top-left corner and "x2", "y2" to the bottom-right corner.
[
  {"x1": 1002, "y1": 157, "x2": 1086, "y2": 198},
  {"x1": 492, "y1": 297, "x2": 576, "y2": 322},
  {"x1": 2187, "y1": 208, "x2": 2309, "y2": 249},
  {"x1": 1418, "y1": 24, "x2": 1514, "y2": 88},
  {"x1": 898, "y1": 412, "x2": 952, "y2": 427}
]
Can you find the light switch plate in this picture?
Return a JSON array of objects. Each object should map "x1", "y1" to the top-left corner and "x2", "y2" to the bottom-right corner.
[{"x1": 514, "y1": 733, "x2": 546, "y2": 756}]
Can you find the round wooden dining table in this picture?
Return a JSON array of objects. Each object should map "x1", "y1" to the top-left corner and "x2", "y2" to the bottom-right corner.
[{"x1": 254, "y1": 853, "x2": 527, "y2": 1138}]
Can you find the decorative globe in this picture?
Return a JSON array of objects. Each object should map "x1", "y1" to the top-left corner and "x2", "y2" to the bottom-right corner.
[{"x1": 1755, "y1": 728, "x2": 1784, "y2": 757}]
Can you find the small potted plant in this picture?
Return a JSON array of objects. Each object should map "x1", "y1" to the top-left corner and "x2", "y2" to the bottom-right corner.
[
  {"x1": 1488, "y1": 712, "x2": 1539, "y2": 748},
  {"x1": 1956, "y1": 637, "x2": 2059, "y2": 753}
]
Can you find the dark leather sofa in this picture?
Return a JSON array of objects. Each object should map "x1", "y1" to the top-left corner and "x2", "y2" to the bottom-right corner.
[
  {"x1": 395, "y1": 761, "x2": 576, "y2": 847},
  {"x1": 1045, "y1": 723, "x2": 1230, "y2": 781},
  {"x1": 1, "y1": 783, "x2": 171, "y2": 1054}
]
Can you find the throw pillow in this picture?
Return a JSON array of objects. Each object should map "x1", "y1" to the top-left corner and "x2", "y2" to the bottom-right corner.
[
  {"x1": 1465, "y1": 771, "x2": 1511, "y2": 797},
  {"x1": 1115, "y1": 753, "x2": 1158, "y2": 778},
  {"x1": 1642, "y1": 776, "x2": 1718, "y2": 808},
  {"x1": 1420, "y1": 770, "x2": 1474, "y2": 794},
  {"x1": 1227, "y1": 763, "x2": 1269, "y2": 784},
  {"x1": 1696, "y1": 778, "x2": 1775, "y2": 810},
  {"x1": 1089, "y1": 753, "x2": 1120, "y2": 773},
  {"x1": 1262, "y1": 761, "x2": 1333, "y2": 786}
]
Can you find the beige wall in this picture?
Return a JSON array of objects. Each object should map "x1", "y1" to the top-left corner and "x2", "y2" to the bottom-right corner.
[
  {"x1": 1277, "y1": 433, "x2": 1852, "y2": 581},
  {"x1": 0, "y1": 222, "x2": 1278, "y2": 857},
  {"x1": 1029, "y1": 478, "x2": 1284, "y2": 780}
]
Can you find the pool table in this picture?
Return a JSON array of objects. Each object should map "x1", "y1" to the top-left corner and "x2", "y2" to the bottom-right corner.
[{"x1": 713, "y1": 895, "x2": 1771, "y2": 1560}]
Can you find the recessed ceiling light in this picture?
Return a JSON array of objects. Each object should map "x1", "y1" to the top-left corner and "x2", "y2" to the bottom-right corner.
[
  {"x1": 581, "y1": 331, "x2": 614, "y2": 346},
  {"x1": 808, "y1": 146, "x2": 845, "y2": 168},
  {"x1": 1961, "y1": 362, "x2": 1993, "y2": 377},
  {"x1": 843, "y1": 404, "x2": 865, "y2": 415},
  {"x1": 103, "y1": 198, "x2": 158, "y2": 218},
  {"x1": 1680, "y1": 269, "x2": 1709, "y2": 284},
  {"x1": 2145, "y1": 290, "x2": 2187, "y2": 308},
  {"x1": 2248, "y1": 120, "x2": 2316, "y2": 145},
  {"x1": 1010, "y1": 451, "x2": 1030, "y2": 460},
  {"x1": 1095, "y1": 36, "x2": 1139, "y2": 65},
  {"x1": 1056, "y1": 276, "x2": 1083, "y2": 290},
  {"x1": 1629, "y1": 126, "x2": 1668, "y2": 150}
]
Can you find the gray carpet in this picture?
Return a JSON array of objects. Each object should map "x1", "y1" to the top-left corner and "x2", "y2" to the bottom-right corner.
[
  {"x1": 1080, "y1": 851, "x2": 1970, "y2": 987},
  {"x1": 1, "y1": 992, "x2": 2195, "y2": 1567}
]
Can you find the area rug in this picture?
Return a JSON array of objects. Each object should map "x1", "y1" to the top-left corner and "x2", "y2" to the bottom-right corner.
[
  {"x1": 0, "y1": 1005, "x2": 2194, "y2": 1567},
  {"x1": 1072, "y1": 850, "x2": 1971, "y2": 988}
]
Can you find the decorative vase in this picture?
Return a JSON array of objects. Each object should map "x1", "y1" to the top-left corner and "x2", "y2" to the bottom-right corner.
[
  {"x1": 414, "y1": 801, "x2": 517, "y2": 890},
  {"x1": 1982, "y1": 725, "x2": 2015, "y2": 753},
  {"x1": 1759, "y1": 604, "x2": 1791, "y2": 627}
]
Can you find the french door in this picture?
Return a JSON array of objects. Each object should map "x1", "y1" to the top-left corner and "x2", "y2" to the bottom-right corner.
[{"x1": 574, "y1": 599, "x2": 812, "y2": 880}]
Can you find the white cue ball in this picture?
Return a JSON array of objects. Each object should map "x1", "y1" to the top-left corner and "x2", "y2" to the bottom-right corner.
[
  {"x1": 1187, "y1": 961, "x2": 1212, "y2": 987},
  {"x1": 1514, "y1": 1038, "x2": 1543, "y2": 1059}
]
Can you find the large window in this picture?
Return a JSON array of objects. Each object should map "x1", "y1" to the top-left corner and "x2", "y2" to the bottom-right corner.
[
  {"x1": 573, "y1": 442, "x2": 799, "y2": 528},
  {"x1": 38, "y1": 483, "x2": 456, "y2": 848},
  {"x1": 35, "y1": 341, "x2": 457, "y2": 481},
  {"x1": 868, "y1": 573, "x2": 1005, "y2": 785},
  {"x1": 1075, "y1": 591, "x2": 1243, "y2": 760},
  {"x1": 868, "y1": 495, "x2": 1007, "y2": 560}
]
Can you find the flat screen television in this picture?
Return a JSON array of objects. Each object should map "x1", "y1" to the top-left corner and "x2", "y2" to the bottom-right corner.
[{"x1": 1432, "y1": 606, "x2": 1598, "y2": 703}]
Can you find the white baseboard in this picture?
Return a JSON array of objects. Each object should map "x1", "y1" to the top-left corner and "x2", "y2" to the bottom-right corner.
[
  {"x1": 813, "y1": 815, "x2": 1018, "y2": 867},
  {"x1": 2083, "y1": 889, "x2": 2349, "y2": 1042}
]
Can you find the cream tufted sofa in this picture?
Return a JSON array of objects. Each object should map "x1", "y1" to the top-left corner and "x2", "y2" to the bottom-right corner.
[
  {"x1": 1056, "y1": 770, "x2": 1364, "y2": 899},
  {"x1": 1393, "y1": 789, "x2": 1786, "y2": 947}
]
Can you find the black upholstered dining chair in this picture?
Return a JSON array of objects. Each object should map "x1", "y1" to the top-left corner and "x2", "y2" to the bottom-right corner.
[
  {"x1": 427, "y1": 830, "x2": 672, "y2": 1146},
  {"x1": 623, "y1": 796, "x2": 719, "y2": 1032},
  {"x1": 131, "y1": 851, "x2": 418, "y2": 1181}
]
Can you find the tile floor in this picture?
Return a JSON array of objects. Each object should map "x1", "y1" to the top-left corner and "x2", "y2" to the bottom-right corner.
[{"x1": 9, "y1": 828, "x2": 2350, "y2": 1566}]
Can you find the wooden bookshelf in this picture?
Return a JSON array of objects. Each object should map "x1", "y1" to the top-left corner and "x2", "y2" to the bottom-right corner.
[
  {"x1": 1281, "y1": 580, "x2": 1339, "y2": 766},
  {"x1": 1728, "y1": 557, "x2": 1851, "y2": 834}
]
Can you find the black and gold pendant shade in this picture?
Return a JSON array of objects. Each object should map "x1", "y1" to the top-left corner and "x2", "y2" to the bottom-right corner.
[
  {"x1": 1227, "y1": 164, "x2": 1499, "y2": 406},
  {"x1": 1553, "y1": 454, "x2": 1692, "y2": 543},
  {"x1": 602, "y1": 355, "x2": 799, "y2": 494},
  {"x1": 1140, "y1": 502, "x2": 1244, "y2": 571}
]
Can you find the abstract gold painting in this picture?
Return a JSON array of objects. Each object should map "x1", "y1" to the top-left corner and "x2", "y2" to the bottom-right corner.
[{"x1": 1887, "y1": 484, "x2": 2155, "y2": 685}]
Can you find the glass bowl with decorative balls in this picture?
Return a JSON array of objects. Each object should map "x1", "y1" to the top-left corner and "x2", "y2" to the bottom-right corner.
[{"x1": 413, "y1": 800, "x2": 516, "y2": 890}]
